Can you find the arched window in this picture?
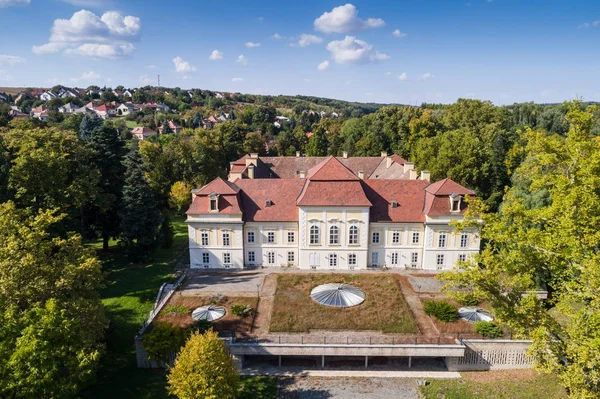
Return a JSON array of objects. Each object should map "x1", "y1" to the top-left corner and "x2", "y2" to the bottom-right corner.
[
  {"x1": 329, "y1": 226, "x2": 339, "y2": 245},
  {"x1": 310, "y1": 225, "x2": 320, "y2": 244},
  {"x1": 349, "y1": 225, "x2": 359, "y2": 245}
]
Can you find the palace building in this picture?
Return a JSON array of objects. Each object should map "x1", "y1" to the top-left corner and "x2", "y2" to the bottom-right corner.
[{"x1": 185, "y1": 152, "x2": 479, "y2": 271}]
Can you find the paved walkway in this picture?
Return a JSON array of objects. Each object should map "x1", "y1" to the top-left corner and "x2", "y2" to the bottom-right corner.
[{"x1": 241, "y1": 369, "x2": 461, "y2": 378}]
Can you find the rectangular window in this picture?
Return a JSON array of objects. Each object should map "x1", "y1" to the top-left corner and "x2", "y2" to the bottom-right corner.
[
  {"x1": 287, "y1": 251, "x2": 295, "y2": 263},
  {"x1": 438, "y1": 233, "x2": 446, "y2": 248},
  {"x1": 458, "y1": 254, "x2": 467, "y2": 262},
  {"x1": 460, "y1": 233, "x2": 469, "y2": 248},
  {"x1": 436, "y1": 254, "x2": 445, "y2": 267},
  {"x1": 287, "y1": 231, "x2": 295, "y2": 243},
  {"x1": 247, "y1": 231, "x2": 255, "y2": 243},
  {"x1": 452, "y1": 198, "x2": 460, "y2": 212},
  {"x1": 329, "y1": 253, "x2": 337, "y2": 268},
  {"x1": 310, "y1": 226, "x2": 320, "y2": 245},
  {"x1": 329, "y1": 226, "x2": 339, "y2": 245},
  {"x1": 248, "y1": 251, "x2": 255, "y2": 263},
  {"x1": 349, "y1": 226, "x2": 359, "y2": 245},
  {"x1": 411, "y1": 252, "x2": 418, "y2": 264},
  {"x1": 391, "y1": 252, "x2": 399, "y2": 265},
  {"x1": 202, "y1": 252, "x2": 209, "y2": 264},
  {"x1": 222, "y1": 232, "x2": 230, "y2": 246},
  {"x1": 201, "y1": 232, "x2": 209, "y2": 246},
  {"x1": 392, "y1": 231, "x2": 400, "y2": 244},
  {"x1": 372, "y1": 252, "x2": 379, "y2": 266},
  {"x1": 210, "y1": 198, "x2": 217, "y2": 211},
  {"x1": 372, "y1": 231, "x2": 380, "y2": 244},
  {"x1": 412, "y1": 232, "x2": 420, "y2": 244},
  {"x1": 223, "y1": 253, "x2": 231, "y2": 264},
  {"x1": 267, "y1": 231, "x2": 275, "y2": 244},
  {"x1": 267, "y1": 251, "x2": 275, "y2": 265},
  {"x1": 348, "y1": 253, "x2": 357, "y2": 266}
]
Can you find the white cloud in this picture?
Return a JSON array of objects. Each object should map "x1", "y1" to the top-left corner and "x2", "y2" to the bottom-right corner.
[
  {"x1": 317, "y1": 60, "x2": 329, "y2": 71},
  {"x1": 297, "y1": 34, "x2": 323, "y2": 47},
  {"x1": 0, "y1": 55, "x2": 25, "y2": 66},
  {"x1": 245, "y1": 42, "x2": 261, "y2": 48},
  {"x1": 314, "y1": 4, "x2": 385, "y2": 34},
  {"x1": 173, "y1": 56, "x2": 197, "y2": 73},
  {"x1": 236, "y1": 55, "x2": 248, "y2": 65},
  {"x1": 147, "y1": 64, "x2": 156, "y2": 68},
  {"x1": 32, "y1": 10, "x2": 141, "y2": 59},
  {"x1": 271, "y1": 33, "x2": 282, "y2": 39},
  {"x1": 399, "y1": 72, "x2": 407, "y2": 81},
  {"x1": 0, "y1": 70, "x2": 14, "y2": 81},
  {"x1": 392, "y1": 29, "x2": 406, "y2": 38},
  {"x1": 60, "y1": 0, "x2": 106, "y2": 6},
  {"x1": 579, "y1": 20, "x2": 600, "y2": 28},
  {"x1": 326, "y1": 36, "x2": 389, "y2": 64},
  {"x1": 385, "y1": 71, "x2": 391, "y2": 76},
  {"x1": 140, "y1": 74, "x2": 153, "y2": 84},
  {"x1": 232, "y1": 77, "x2": 244, "y2": 82},
  {"x1": 0, "y1": 0, "x2": 29, "y2": 7},
  {"x1": 209, "y1": 49, "x2": 223, "y2": 60},
  {"x1": 419, "y1": 72, "x2": 434, "y2": 80},
  {"x1": 70, "y1": 70, "x2": 101, "y2": 83}
]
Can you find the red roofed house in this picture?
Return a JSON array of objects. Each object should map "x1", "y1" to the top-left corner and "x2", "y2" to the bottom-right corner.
[
  {"x1": 186, "y1": 153, "x2": 479, "y2": 270},
  {"x1": 130, "y1": 126, "x2": 158, "y2": 140},
  {"x1": 158, "y1": 120, "x2": 183, "y2": 134}
]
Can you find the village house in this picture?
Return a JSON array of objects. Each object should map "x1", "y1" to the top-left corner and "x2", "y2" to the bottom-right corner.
[
  {"x1": 186, "y1": 153, "x2": 479, "y2": 271},
  {"x1": 158, "y1": 120, "x2": 183, "y2": 134},
  {"x1": 130, "y1": 126, "x2": 158, "y2": 140},
  {"x1": 58, "y1": 102, "x2": 78, "y2": 114},
  {"x1": 116, "y1": 102, "x2": 138, "y2": 115}
]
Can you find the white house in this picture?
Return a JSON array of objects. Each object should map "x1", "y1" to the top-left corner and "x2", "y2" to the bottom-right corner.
[
  {"x1": 58, "y1": 102, "x2": 78, "y2": 114},
  {"x1": 40, "y1": 91, "x2": 56, "y2": 101},
  {"x1": 117, "y1": 102, "x2": 138, "y2": 115},
  {"x1": 186, "y1": 154, "x2": 479, "y2": 271}
]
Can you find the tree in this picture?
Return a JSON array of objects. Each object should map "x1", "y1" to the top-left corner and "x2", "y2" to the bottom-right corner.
[
  {"x1": 438, "y1": 102, "x2": 600, "y2": 398},
  {"x1": 133, "y1": 89, "x2": 147, "y2": 104},
  {"x1": 169, "y1": 181, "x2": 193, "y2": 214},
  {"x1": 305, "y1": 125, "x2": 328, "y2": 156},
  {"x1": 119, "y1": 141, "x2": 163, "y2": 258},
  {"x1": 79, "y1": 114, "x2": 104, "y2": 141},
  {"x1": 167, "y1": 330, "x2": 240, "y2": 399},
  {"x1": 0, "y1": 202, "x2": 106, "y2": 398}
]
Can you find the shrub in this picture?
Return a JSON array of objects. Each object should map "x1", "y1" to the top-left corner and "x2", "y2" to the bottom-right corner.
[
  {"x1": 475, "y1": 321, "x2": 502, "y2": 338},
  {"x1": 423, "y1": 301, "x2": 459, "y2": 322},
  {"x1": 452, "y1": 292, "x2": 480, "y2": 307},
  {"x1": 163, "y1": 304, "x2": 188, "y2": 315},
  {"x1": 192, "y1": 319, "x2": 213, "y2": 333},
  {"x1": 142, "y1": 322, "x2": 189, "y2": 365},
  {"x1": 231, "y1": 304, "x2": 253, "y2": 318},
  {"x1": 208, "y1": 293, "x2": 226, "y2": 305}
]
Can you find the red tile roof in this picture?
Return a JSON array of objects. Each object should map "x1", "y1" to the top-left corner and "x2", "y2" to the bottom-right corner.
[
  {"x1": 363, "y1": 180, "x2": 428, "y2": 222},
  {"x1": 235, "y1": 179, "x2": 305, "y2": 222},
  {"x1": 195, "y1": 177, "x2": 240, "y2": 196},
  {"x1": 390, "y1": 154, "x2": 408, "y2": 165},
  {"x1": 297, "y1": 181, "x2": 372, "y2": 207},
  {"x1": 130, "y1": 126, "x2": 157, "y2": 136},
  {"x1": 425, "y1": 178, "x2": 476, "y2": 196},
  {"x1": 186, "y1": 194, "x2": 242, "y2": 215},
  {"x1": 306, "y1": 156, "x2": 359, "y2": 181}
]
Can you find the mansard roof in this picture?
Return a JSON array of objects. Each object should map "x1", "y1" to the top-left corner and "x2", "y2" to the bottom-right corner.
[
  {"x1": 363, "y1": 180, "x2": 429, "y2": 223},
  {"x1": 235, "y1": 179, "x2": 304, "y2": 222},
  {"x1": 195, "y1": 177, "x2": 240, "y2": 196},
  {"x1": 425, "y1": 178, "x2": 476, "y2": 196},
  {"x1": 306, "y1": 156, "x2": 360, "y2": 181}
]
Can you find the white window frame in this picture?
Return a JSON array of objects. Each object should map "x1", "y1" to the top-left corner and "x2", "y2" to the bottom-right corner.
[
  {"x1": 412, "y1": 232, "x2": 420, "y2": 244},
  {"x1": 222, "y1": 232, "x2": 231, "y2": 247},
  {"x1": 267, "y1": 251, "x2": 275, "y2": 265},
  {"x1": 329, "y1": 253, "x2": 338, "y2": 268},
  {"x1": 287, "y1": 251, "x2": 295, "y2": 263},
  {"x1": 209, "y1": 198, "x2": 218, "y2": 212},
  {"x1": 202, "y1": 252, "x2": 210, "y2": 264},
  {"x1": 391, "y1": 252, "x2": 399, "y2": 265},
  {"x1": 372, "y1": 252, "x2": 379, "y2": 266},
  {"x1": 287, "y1": 230, "x2": 295, "y2": 244},
  {"x1": 436, "y1": 254, "x2": 445, "y2": 268},
  {"x1": 349, "y1": 225, "x2": 359, "y2": 245},
  {"x1": 329, "y1": 225, "x2": 339, "y2": 245},
  {"x1": 247, "y1": 231, "x2": 255, "y2": 243},
  {"x1": 267, "y1": 231, "x2": 275, "y2": 244},
  {"x1": 372, "y1": 231, "x2": 380, "y2": 244},
  {"x1": 438, "y1": 233, "x2": 447, "y2": 248},
  {"x1": 451, "y1": 197, "x2": 461, "y2": 212},
  {"x1": 411, "y1": 252, "x2": 418, "y2": 265},
  {"x1": 223, "y1": 252, "x2": 231, "y2": 265},
  {"x1": 201, "y1": 231, "x2": 209, "y2": 246},
  {"x1": 348, "y1": 253, "x2": 357, "y2": 266},
  {"x1": 310, "y1": 225, "x2": 320, "y2": 245},
  {"x1": 248, "y1": 251, "x2": 255, "y2": 263},
  {"x1": 460, "y1": 233, "x2": 469, "y2": 248},
  {"x1": 392, "y1": 231, "x2": 400, "y2": 244},
  {"x1": 458, "y1": 253, "x2": 467, "y2": 262}
]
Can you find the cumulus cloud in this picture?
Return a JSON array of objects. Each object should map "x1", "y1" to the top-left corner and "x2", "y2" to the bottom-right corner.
[
  {"x1": 326, "y1": 36, "x2": 389, "y2": 64},
  {"x1": 232, "y1": 77, "x2": 244, "y2": 82},
  {"x1": 297, "y1": 34, "x2": 323, "y2": 47},
  {"x1": 314, "y1": 4, "x2": 385, "y2": 34},
  {"x1": 70, "y1": 70, "x2": 101, "y2": 83},
  {"x1": 236, "y1": 55, "x2": 248, "y2": 65},
  {"x1": 209, "y1": 49, "x2": 223, "y2": 60},
  {"x1": 419, "y1": 72, "x2": 434, "y2": 80},
  {"x1": 0, "y1": 55, "x2": 25, "y2": 66},
  {"x1": 392, "y1": 29, "x2": 406, "y2": 38},
  {"x1": 173, "y1": 56, "x2": 197, "y2": 73},
  {"x1": 317, "y1": 60, "x2": 329, "y2": 71},
  {"x1": 0, "y1": 0, "x2": 29, "y2": 7},
  {"x1": 245, "y1": 42, "x2": 261, "y2": 48},
  {"x1": 140, "y1": 74, "x2": 153, "y2": 84},
  {"x1": 271, "y1": 33, "x2": 282, "y2": 39},
  {"x1": 32, "y1": 10, "x2": 141, "y2": 59},
  {"x1": 579, "y1": 20, "x2": 600, "y2": 29},
  {"x1": 399, "y1": 72, "x2": 407, "y2": 81}
]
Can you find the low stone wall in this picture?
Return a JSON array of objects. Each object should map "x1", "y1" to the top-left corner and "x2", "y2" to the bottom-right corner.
[{"x1": 445, "y1": 340, "x2": 533, "y2": 371}]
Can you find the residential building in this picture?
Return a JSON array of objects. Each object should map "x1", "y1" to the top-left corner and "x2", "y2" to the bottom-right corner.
[
  {"x1": 130, "y1": 126, "x2": 158, "y2": 140},
  {"x1": 58, "y1": 102, "x2": 78, "y2": 114},
  {"x1": 40, "y1": 91, "x2": 57, "y2": 101},
  {"x1": 158, "y1": 120, "x2": 183, "y2": 134},
  {"x1": 186, "y1": 153, "x2": 479, "y2": 271},
  {"x1": 117, "y1": 102, "x2": 138, "y2": 115}
]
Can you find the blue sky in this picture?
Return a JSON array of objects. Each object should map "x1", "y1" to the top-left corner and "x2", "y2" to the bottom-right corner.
[{"x1": 0, "y1": 0, "x2": 599, "y2": 105}]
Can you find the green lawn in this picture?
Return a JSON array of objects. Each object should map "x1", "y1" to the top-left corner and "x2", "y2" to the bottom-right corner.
[
  {"x1": 125, "y1": 120, "x2": 139, "y2": 128},
  {"x1": 420, "y1": 370, "x2": 568, "y2": 399},
  {"x1": 81, "y1": 213, "x2": 189, "y2": 399}
]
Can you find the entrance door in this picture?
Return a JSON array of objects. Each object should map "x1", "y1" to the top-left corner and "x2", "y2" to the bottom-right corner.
[
  {"x1": 371, "y1": 252, "x2": 379, "y2": 267},
  {"x1": 309, "y1": 252, "x2": 319, "y2": 269}
]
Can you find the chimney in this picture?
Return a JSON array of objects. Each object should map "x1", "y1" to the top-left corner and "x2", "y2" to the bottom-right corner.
[
  {"x1": 403, "y1": 162, "x2": 415, "y2": 173},
  {"x1": 250, "y1": 153, "x2": 259, "y2": 159},
  {"x1": 299, "y1": 170, "x2": 306, "y2": 179},
  {"x1": 343, "y1": 151, "x2": 348, "y2": 159},
  {"x1": 358, "y1": 170, "x2": 365, "y2": 179},
  {"x1": 410, "y1": 169, "x2": 418, "y2": 180},
  {"x1": 248, "y1": 164, "x2": 255, "y2": 179},
  {"x1": 296, "y1": 151, "x2": 300, "y2": 157},
  {"x1": 420, "y1": 170, "x2": 431, "y2": 181},
  {"x1": 386, "y1": 156, "x2": 393, "y2": 168},
  {"x1": 381, "y1": 151, "x2": 387, "y2": 158}
]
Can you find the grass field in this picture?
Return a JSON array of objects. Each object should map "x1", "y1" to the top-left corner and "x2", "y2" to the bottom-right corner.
[
  {"x1": 0, "y1": 87, "x2": 27, "y2": 96},
  {"x1": 270, "y1": 274, "x2": 417, "y2": 333},
  {"x1": 420, "y1": 370, "x2": 568, "y2": 399}
]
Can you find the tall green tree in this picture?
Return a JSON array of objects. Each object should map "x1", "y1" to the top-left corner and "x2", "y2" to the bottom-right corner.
[
  {"x1": 119, "y1": 141, "x2": 163, "y2": 258},
  {"x1": 439, "y1": 101, "x2": 600, "y2": 398},
  {"x1": 0, "y1": 202, "x2": 106, "y2": 398},
  {"x1": 305, "y1": 125, "x2": 328, "y2": 156}
]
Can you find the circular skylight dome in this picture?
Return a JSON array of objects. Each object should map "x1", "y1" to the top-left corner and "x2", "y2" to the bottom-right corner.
[
  {"x1": 310, "y1": 283, "x2": 366, "y2": 308},
  {"x1": 191, "y1": 305, "x2": 226, "y2": 322},
  {"x1": 458, "y1": 307, "x2": 493, "y2": 323}
]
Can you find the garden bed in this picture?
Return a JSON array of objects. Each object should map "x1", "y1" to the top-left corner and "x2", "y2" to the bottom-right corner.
[{"x1": 270, "y1": 274, "x2": 417, "y2": 333}]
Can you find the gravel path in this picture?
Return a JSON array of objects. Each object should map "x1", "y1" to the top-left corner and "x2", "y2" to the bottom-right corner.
[
  {"x1": 407, "y1": 276, "x2": 443, "y2": 294},
  {"x1": 277, "y1": 377, "x2": 420, "y2": 399}
]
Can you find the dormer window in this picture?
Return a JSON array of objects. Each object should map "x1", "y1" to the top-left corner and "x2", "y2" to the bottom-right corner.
[
  {"x1": 450, "y1": 193, "x2": 461, "y2": 212},
  {"x1": 265, "y1": 199, "x2": 273, "y2": 207},
  {"x1": 390, "y1": 200, "x2": 398, "y2": 208},
  {"x1": 208, "y1": 192, "x2": 219, "y2": 212}
]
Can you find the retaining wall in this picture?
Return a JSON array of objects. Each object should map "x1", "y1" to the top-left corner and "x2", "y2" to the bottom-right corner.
[{"x1": 445, "y1": 340, "x2": 533, "y2": 371}]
